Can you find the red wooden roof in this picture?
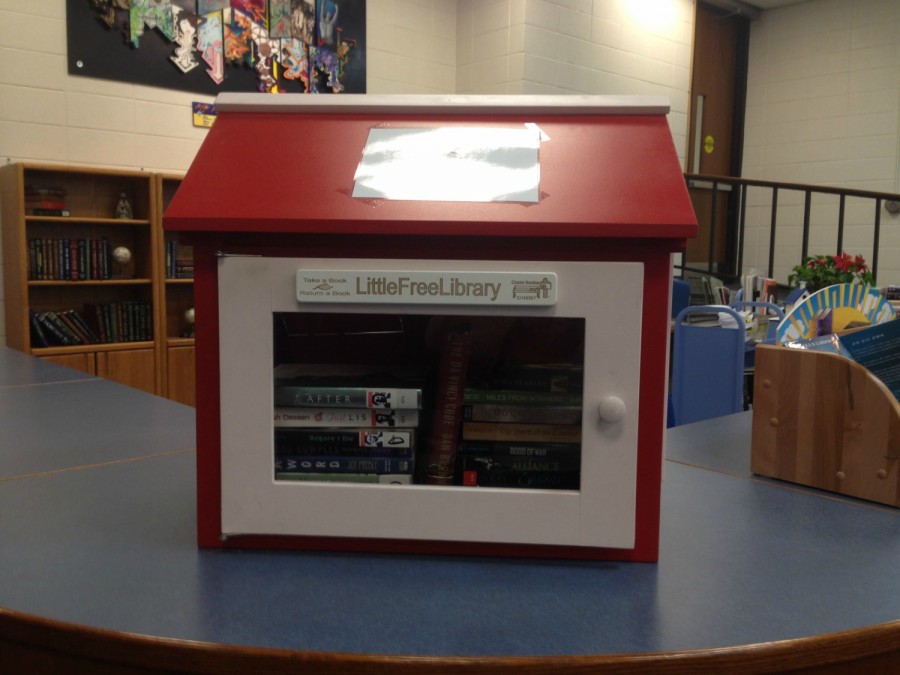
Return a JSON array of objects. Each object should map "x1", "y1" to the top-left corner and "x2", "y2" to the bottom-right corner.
[{"x1": 164, "y1": 94, "x2": 697, "y2": 241}]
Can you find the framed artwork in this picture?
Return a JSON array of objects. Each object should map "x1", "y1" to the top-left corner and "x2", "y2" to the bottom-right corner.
[{"x1": 66, "y1": 0, "x2": 366, "y2": 94}]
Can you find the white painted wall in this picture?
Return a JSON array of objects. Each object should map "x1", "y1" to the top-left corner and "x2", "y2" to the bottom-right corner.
[
  {"x1": 455, "y1": 0, "x2": 694, "y2": 162},
  {"x1": 12, "y1": 1, "x2": 900, "y2": 342},
  {"x1": 742, "y1": 0, "x2": 900, "y2": 285},
  {"x1": 0, "y1": 0, "x2": 696, "y2": 346}
]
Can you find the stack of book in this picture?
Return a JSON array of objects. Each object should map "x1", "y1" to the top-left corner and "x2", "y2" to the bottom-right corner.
[
  {"x1": 84, "y1": 301, "x2": 153, "y2": 343},
  {"x1": 272, "y1": 364, "x2": 424, "y2": 484},
  {"x1": 28, "y1": 237, "x2": 111, "y2": 280},
  {"x1": 25, "y1": 185, "x2": 68, "y2": 216},
  {"x1": 30, "y1": 302, "x2": 153, "y2": 346},
  {"x1": 30, "y1": 308, "x2": 99, "y2": 347},
  {"x1": 454, "y1": 363, "x2": 584, "y2": 490},
  {"x1": 165, "y1": 239, "x2": 193, "y2": 278}
]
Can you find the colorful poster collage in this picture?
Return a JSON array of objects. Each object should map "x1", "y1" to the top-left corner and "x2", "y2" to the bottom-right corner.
[{"x1": 70, "y1": 1, "x2": 365, "y2": 94}]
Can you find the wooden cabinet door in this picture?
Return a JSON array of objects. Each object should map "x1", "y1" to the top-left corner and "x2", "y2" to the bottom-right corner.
[
  {"x1": 97, "y1": 349, "x2": 157, "y2": 394},
  {"x1": 166, "y1": 346, "x2": 196, "y2": 407},
  {"x1": 42, "y1": 353, "x2": 96, "y2": 376}
]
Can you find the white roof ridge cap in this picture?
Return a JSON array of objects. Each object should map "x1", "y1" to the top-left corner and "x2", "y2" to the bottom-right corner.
[{"x1": 213, "y1": 93, "x2": 671, "y2": 116}]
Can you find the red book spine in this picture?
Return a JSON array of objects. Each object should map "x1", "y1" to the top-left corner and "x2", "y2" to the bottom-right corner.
[{"x1": 424, "y1": 330, "x2": 472, "y2": 485}]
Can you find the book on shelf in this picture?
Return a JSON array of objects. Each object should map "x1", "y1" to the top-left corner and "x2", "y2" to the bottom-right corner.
[
  {"x1": 25, "y1": 185, "x2": 66, "y2": 198},
  {"x1": 83, "y1": 301, "x2": 153, "y2": 343},
  {"x1": 273, "y1": 363, "x2": 424, "y2": 409},
  {"x1": 28, "y1": 310, "x2": 49, "y2": 347},
  {"x1": 67, "y1": 310, "x2": 100, "y2": 343},
  {"x1": 837, "y1": 319, "x2": 900, "y2": 401},
  {"x1": 478, "y1": 362, "x2": 583, "y2": 393},
  {"x1": 57, "y1": 310, "x2": 94, "y2": 344},
  {"x1": 274, "y1": 455, "x2": 414, "y2": 475},
  {"x1": 275, "y1": 444, "x2": 415, "y2": 459},
  {"x1": 27, "y1": 208, "x2": 70, "y2": 217},
  {"x1": 457, "y1": 454, "x2": 580, "y2": 490},
  {"x1": 456, "y1": 440, "x2": 582, "y2": 467},
  {"x1": 423, "y1": 329, "x2": 473, "y2": 485},
  {"x1": 166, "y1": 239, "x2": 194, "y2": 278},
  {"x1": 28, "y1": 237, "x2": 110, "y2": 281},
  {"x1": 274, "y1": 472, "x2": 412, "y2": 484},
  {"x1": 274, "y1": 385, "x2": 423, "y2": 409},
  {"x1": 461, "y1": 421, "x2": 583, "y2": 444},
  {"x1": 462, "y1": 388, "x2": 583, "y2": 406},
  {"x1": 32, "y1": 311, "x2": 71, "y2": 346},
  {"x1": 461, "y1": 403, "x2": 582, "y2": 425},
  {"x1": 274, "y1": 407, "x2": 420, "y2": 428},
  {"x1": 274, "y1": 428, "x2": 415, "y2": 450},
  {"x1": 25, "y1": 196, "x2": 66, "y2": 210},
  {"x1": 25, "y1": 185, "x2": 68, "y2": 213}
]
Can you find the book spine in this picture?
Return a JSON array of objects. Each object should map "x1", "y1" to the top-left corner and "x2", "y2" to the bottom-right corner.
[
  {"x1": 275, "y1": 428, "x2": 415, "y2": 449},
  {"x1": 274, "y1": 386, "x2": 423, "y2": 409},
  {"x1": 461, "y1": 421, "x2": 582, "y2": 444},
  {"x1": 462, "y1": 389, "x2": 583, "y2": 406},
  {"x1": 273, "y1": 407, "x2": 420, "y2": 428},
  {"x1": 274, "y1": 473, "x2": 412, "y2": 484},
  {"x1": 461, "y1": 403, "x2": 582, "y2": 425},
  {"x1": 25, "y1": 198, "x2": 66, "y2": 210},
  {"x1": 457, "y1": 441, "x2": 581, "y2": 467},
  {"x1": 424, "y1": 330, "x2": 472, "y2": 485},
  {"x1": 27, "y1": 208, "x2": 70, "y2": 217},
  {"x1": 274, "y1": 455, "x2": 415, "y2": 474},
  {"x1": 101, "y1": 238, "x2": 110, "y2": 279},
  {"x1": 58, "y1": 310, "x2": 92, "y2": 344},
  {"x1": 275, "y1": 444, "x2": 414, "y2": 458},
  {"x1": 486, "y1": 366, "x2": 583, "y2": 393},
  {"x1": 36, "y1": 312, "x2": 73, "y2": 345},
  {"x1": 67, "y1": 310, "x2": 101, "y2": 343},
  {"x1": 460, "y1": 468, "x2": 580, "y2": 489},
  {"x1": 28, "y1": 309, "x2": 49, "y2": 347},
  {"x1": 44, "y1": 310, "x2": 82, "y2": 344}
]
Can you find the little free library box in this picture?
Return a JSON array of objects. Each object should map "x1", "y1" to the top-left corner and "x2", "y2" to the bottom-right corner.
[{"x1": 164, "y1": 94, "x2": 696, "y2": 560}]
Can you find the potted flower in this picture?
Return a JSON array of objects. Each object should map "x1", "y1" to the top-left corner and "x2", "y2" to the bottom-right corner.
[{"x1": 788, "y1": 251, "x2": 874, "y2": 293}]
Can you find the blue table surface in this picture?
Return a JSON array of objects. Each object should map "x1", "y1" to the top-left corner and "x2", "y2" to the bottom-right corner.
[{"x1": 1, "y1": 347, "x2": 898, "y2": 658}]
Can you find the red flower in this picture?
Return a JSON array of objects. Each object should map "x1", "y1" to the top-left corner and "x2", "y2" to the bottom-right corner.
[{"x1": 833, "y1": 251, "x2": 854, "y2": 272}]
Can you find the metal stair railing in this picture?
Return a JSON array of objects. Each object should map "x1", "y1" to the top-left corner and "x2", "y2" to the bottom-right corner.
[{"x1": 683, "y1": 173, "x2": 900, "y2": 285}]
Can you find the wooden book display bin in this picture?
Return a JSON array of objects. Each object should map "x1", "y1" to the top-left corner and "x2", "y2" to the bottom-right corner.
[{"x1": 751, "y1": 343, "x2": 900, "y2": 507}]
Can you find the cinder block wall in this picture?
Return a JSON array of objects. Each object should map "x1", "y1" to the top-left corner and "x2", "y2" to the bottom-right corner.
[{"x1": 741, "y1": 0, "x2": 900, "y2": 285}]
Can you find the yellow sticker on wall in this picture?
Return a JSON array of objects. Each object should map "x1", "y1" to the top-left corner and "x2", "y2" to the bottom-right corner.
[{"x1": 704, "y1": 135, "x2": 715, "y2": 154}]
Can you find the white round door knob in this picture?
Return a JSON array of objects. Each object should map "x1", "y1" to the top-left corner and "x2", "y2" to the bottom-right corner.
[{"x1": 598, "y1": 396, "x2": 627, "y2": 423}]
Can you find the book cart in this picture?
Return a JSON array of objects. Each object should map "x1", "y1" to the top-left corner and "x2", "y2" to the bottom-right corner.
[{"x1": 164, "y1": 94, "x2": 696, "y2": 561}]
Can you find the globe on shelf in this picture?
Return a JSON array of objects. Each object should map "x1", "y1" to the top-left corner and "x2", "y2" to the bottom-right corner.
[
  {"x1": 112, "y1": 246, "x2": 132, "y2": 265},
  {"x1": 183, "y1": 307, "x2": 195, "y2": 338},
  {"x1": 112, "y1": 246, "x2": 132, "y2": 278}
]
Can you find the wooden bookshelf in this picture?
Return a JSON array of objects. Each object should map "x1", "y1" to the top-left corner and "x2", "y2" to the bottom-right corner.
[
  {"x1": 0, "y1": 163, "x2": 193, "y2": 404},
  {"x1": 0, "y1": 163, "x2": 158, "y2": 394},
  {"x1": 155, "y1": 172, "x2": 195, "y2": 406}
]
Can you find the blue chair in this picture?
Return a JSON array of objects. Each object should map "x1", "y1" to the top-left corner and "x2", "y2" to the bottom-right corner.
[
  {"x1": 670, "y1": 305, "x2": 747, "y2": 427},
  {"x1": 671, "y1": 278, "x2": 690, "y2": 318}
]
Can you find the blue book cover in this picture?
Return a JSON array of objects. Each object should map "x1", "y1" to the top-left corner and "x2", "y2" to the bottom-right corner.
[{"x1": 839, "y1": 320, "x2": 900, "y2": 401}]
